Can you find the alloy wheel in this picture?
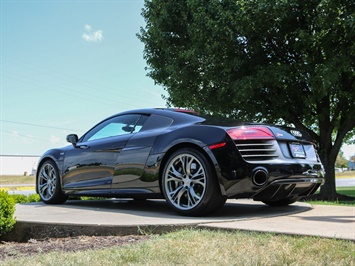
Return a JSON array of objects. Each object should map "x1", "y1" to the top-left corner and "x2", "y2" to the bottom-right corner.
[
  {"x1": 164, "y1": 153, "x2": 207, "y2": 211},
  {"x1": 38, "y1": 162, "x2": 58, "y2": 201}
]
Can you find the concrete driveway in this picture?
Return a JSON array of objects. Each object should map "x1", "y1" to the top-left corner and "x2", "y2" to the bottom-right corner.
[{"x1": 4, "y1": 199, "x2": 354, "y2": 242}]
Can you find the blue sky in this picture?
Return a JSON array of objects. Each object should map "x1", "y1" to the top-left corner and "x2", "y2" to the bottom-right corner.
[
  {"x1": 0, "y1": 0, "x2": 354, "y2": 160},
  {"x1": 1, "y1": 0, "x2": 167, "y2": 156}
]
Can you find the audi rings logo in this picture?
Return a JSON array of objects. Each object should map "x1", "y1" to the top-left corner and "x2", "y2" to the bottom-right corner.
[{"x1": 290, "y1": 130, "x2": 302, "y2": 137}]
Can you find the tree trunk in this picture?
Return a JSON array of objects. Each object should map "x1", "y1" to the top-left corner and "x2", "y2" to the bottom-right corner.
[{"x1": 319, "y1": 154, "x2": 337, "y2": 200}]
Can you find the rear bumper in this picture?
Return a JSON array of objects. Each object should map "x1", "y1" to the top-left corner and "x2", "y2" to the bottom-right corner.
[
  {"x1": 252, "y1": 177, "x2": 324, "y2": 201},
  {"x1": 206, "y1": 140, "x2": 325, "y2": 199}
]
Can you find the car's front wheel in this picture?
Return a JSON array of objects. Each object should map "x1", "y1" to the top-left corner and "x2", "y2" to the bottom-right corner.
[
  {"x1": 162, "y1": 148, "x2": 226, "y2": 216},
  {"x1": 37, "y1": 160, "x2": 68, "y2": 204}
]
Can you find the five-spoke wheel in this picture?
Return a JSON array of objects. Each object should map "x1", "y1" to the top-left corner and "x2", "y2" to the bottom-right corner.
[
  {"x1": 162, "y1": 148, "x2": 226, "y2": 216},
  {"x1": 37, "y1": 160, "x2": 68, "y2": 204}
]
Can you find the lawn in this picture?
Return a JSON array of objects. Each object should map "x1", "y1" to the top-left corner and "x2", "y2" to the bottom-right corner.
[
  {"x1": 337, "y1": 186, "x2": 355, "y2": 197},
  {"x1": 1, "y1": 229, "x2": 354, "y2": 266},
  {"x1": 305, "y1": 186, "x2": 355, "y2": 206}
]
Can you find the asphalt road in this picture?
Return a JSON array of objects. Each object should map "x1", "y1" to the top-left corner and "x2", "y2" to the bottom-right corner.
[{"x1": 336, "y1": 177, "x2": 355, "y2": 187}]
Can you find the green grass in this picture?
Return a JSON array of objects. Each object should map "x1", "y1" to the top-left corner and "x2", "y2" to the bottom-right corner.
[
  {"x1": 0, "y1": 175, "x2": 35, "y2": 185},
  {"x1": 1, "y1": 229, "x2": 354, "y2": 265},
  {"x1": 337, "y1": 186, "x2": 355, "y2": 197},
  {"x1": 306, "y1": 186, "x2": 355, "y2": 206},
  {"x1": 306, "y1": 200, "x2": 355, "y2": 206}
]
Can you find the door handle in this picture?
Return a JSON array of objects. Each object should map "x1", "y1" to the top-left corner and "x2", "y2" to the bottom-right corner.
[{"x1": 77, "y1": 145, "x2": 90, "y2": 150}]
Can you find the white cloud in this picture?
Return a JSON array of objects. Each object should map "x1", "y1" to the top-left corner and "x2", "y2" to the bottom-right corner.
[
  {"x1": 82, "y1": 24, "x2": 103, "y2": 43},
  {"x1": 84, "y1": 24, "x2": 92, "y2": 31}
]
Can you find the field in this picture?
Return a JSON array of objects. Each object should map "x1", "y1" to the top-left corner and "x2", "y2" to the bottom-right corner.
[{"x1": 0, "y1": 175, "x2": 35, "y2": 185}]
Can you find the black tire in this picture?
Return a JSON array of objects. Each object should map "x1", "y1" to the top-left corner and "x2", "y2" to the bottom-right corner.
[
  {"x1": 262, "y1": 197, "x2": 300, "y2": 207},
  {"x1": 37, "y1": 160, "x2": 68, "y2": 204},
  {"x1": 162, "y1": 148, "x2": 226, "y2": 216}
]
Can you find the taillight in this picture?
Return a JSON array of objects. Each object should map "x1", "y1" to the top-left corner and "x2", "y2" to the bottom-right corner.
[{"x1": 226, "y1": 126, "x2": 275, "y2": 140}]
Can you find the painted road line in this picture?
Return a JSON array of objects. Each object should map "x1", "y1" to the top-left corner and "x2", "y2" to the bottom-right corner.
[
  {"x1": 0, "y1": 187, "x2": 35, "y2": 191},
  {"x1": 17, "y1": 187, "x2": 35, "y2": 191}
]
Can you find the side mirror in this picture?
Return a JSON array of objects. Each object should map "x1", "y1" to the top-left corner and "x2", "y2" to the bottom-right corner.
[{"x1": 66, "y1": 134, "x2": 79, "y2": 146}]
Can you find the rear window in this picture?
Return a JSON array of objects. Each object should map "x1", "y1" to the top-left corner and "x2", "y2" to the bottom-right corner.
[{"x1": 200, "y1": 114, "x2": 242, "y2": 126}]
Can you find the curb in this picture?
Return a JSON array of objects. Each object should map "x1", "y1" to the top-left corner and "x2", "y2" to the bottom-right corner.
[{"x1": 1, "y1": 222, "x2": 198, "y2": 242}]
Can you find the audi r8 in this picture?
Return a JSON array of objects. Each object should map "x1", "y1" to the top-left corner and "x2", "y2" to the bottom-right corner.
[{"x1": 36, "y1": 108, "x2": 324, "y2": 216}]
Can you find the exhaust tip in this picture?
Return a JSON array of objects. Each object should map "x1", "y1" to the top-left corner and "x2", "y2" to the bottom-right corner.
[{"x1": 252, "y1": 168, "x2": 268, "y2": 186}]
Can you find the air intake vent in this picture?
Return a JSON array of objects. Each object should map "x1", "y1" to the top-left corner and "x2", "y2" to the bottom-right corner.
[{"x1": 235, "y1": 140, "x2": 278, "y2": 161}]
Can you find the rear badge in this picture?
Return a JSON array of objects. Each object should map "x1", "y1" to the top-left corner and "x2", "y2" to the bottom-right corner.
[{"x1": 290, "y1": 130, "x2": 302, "y2": 137}]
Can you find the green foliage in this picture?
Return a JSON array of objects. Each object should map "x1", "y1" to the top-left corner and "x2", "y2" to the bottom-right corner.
[
  {"x1": 0, "y1": 191, "x2": 16, "y2": 237},
  {"x1": 138, "y1": 0, "x2": 355, "y2": 198},
  {"x1": 139, "y1": 0, "x2": 354, "y2": 131},
  {"x1": 336, "y1": 153, "x2": 349, "y2": 168},
  {"x1": 10, "y1": 194, "x2": 28, "y2": 203},
  {"x1": 9, "y1": 193, "x2": 41, "y2": 204},
  {"x1": 27, "y1": 194, "x2": 41, "y2": 202}
]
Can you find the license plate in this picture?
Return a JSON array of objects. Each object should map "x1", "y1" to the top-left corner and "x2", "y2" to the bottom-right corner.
[{"x1": 289, "y1": 142, "x2": 306, "y2": 158}]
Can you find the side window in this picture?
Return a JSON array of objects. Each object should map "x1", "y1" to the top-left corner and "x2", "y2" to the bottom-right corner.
[
  {"x1": 82, "y1": 114, "x2": 147, "y2": 142},
  {"x1": 132, "y1": 115, "x2": 149, "y2": 133},
  {"x1": 140, "y1": 114, "x2": 173, "y2": 131}
]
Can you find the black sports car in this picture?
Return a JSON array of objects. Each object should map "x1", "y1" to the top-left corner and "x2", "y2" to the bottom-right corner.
[{"x1": 36, "y1": 108, "x2": 324, "y2": 216}]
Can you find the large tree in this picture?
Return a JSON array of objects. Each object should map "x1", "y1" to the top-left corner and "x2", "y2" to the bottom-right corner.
[{"x1": 138, "y1": 0, "x2": 355, "y2": 199}]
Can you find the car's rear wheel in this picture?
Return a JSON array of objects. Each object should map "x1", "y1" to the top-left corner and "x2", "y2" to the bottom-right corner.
[
  {"x1": 162, "y1": 148, "x2": 226, "y2": 216},
  {"x1": 37, "y1": 160, "x2": 68, "y2": 204},
  {"x1": 261, "y1": 197, "x2": 300, "y2": 206}
]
